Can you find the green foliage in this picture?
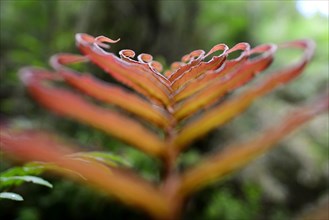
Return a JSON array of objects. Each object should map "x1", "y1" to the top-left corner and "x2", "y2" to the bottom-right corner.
[
  {"x1": 68, "y1": 151, "x2": 131, "y2": 167},
  {"x1": 0, "y1": 163, "x2": 51, "y2": 201},
  {"x1": 205, "y1": 184, "x2": 261, "y2": 220},
  {"x1": 0, "y1": 192, "x2": 24, "y2": 201},
  {"x1": 0, "y1": 163, "x2": 44, "y2": 179},
  {"x1": 0, "y1": 176, "x2": 52, "y2": 189}
]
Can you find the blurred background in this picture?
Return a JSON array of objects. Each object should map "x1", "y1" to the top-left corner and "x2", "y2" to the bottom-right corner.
[{"x1": 0, "y1": 0, "x2": 328, "y2": 219}]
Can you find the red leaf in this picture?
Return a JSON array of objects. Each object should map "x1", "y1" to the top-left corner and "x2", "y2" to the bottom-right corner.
[
  {"x1": 173, "y1": 43, "x2": 251, "y2": 102},
  {"x1": 170, "y1": 44, "x2": 228, "y2": 91},
  {"x1": 0, "y1": 129, "x2": 170, "y2": 218},
  {"x1": 174, "y1": 44, "x2": 277, "y2": 121},
  {"x1": 76, "y1": 33, "x2": 171, "y2": 106},
  {"x1": 20, "y1": 68, "x2": 166, "y2": 157},
  {"x1": 174, "y1": 40, "x2": 315, "y2": 149},
  {"x1": 179, "y1": 93, "x2": 329, "y2": 196},
  {"x1": 50, "y1": 54, "x2": 169, "y2": 128}
]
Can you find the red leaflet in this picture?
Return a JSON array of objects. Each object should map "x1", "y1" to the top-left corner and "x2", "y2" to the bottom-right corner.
[
  {"x1": 20, "y1": 68, "x2": 166, "y2": 157},
  {"x1": 171, "y1": 55, "x2": 227, "y2": 91},
  {"x1": 168, "y1": 49, "x2": 206, "y2": 82},
  {"x1": 0, "y1": 130, "x2": 170, "y2": 218},
  {"x1": 50, "y1": 54, "x2": 169, "y2": 128},
  {"x1": 76, "y1": 33, "x2": 171, "y2": 106},
  {"x1": 61, "y1": 70, "x2": 169, "y2": 127},
  {"x1": 175, "y1": 40, "x2": 315, "y2": 149},
  {"x1": 174, "y1": 43, "x2": 251, "y2": 102},
  {"x1": 174, "y1": 44, "x2": 277, "y2": 121},
  {"x1": 170, "y1": 44, "x2": 228, "y2": 91},
  {"x1": 179, "y1": 93, "x2": 329, "y2": 196}
]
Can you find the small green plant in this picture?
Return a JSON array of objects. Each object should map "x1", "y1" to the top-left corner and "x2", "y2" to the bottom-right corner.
[
  {"x1": 0, "y1": 162, "x2": 52, "y2": 201},
  {"x1": 0, "y1": 34, "x2": 328, "y2": 219}
]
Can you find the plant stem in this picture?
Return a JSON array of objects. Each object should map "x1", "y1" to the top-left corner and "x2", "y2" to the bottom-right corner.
[{"x1": 158, "y1": 104, "x2": 184, "y2": 220}]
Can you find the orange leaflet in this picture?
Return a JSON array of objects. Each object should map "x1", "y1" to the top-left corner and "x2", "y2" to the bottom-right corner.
[
  {"x1": 173, "y1": 43, "x2": 251, "y2": 102},
  {"x1": 173, "y1": 44, "x2": 277, "y2": 121},
  {"x1": 179, "y1": 93, "x2": 329, "y2": 196},
  {"x1": 173, "y1": 60, "x2": 242, "y2": 102},
  {"x1": 20, "y1": 68, "x2": 166, "y2": 157},
  {"x1": 170, "y1": 44, "x2": 228, "y2": 90},
  {"x1": 50, "y1": 54, "x2": 169, "y2": 128},
  {"x1": 76, "y1": 33, "x2": 171, "y2": 106},
  {"x1": 119, "y1": 50, "x2": 170, "y2": 86},
  {"x1": 0, "y1": 130, "x2": 170, "y2": 218},
  {"x1": 170, "y1": 55, "x2": 226, "y2": 91},
  {"x1": 168, "y1": 45, "x2": 228, "y2": 86},
  {"x1": 174, "y1": 40, "x2": 315, "y2": 149},
  {"x1": 168, "y1": 51, "x2": 206, "y2": 82},
  {"x1": 61, "y1": 71, "x2": 169, "y2": 128}
]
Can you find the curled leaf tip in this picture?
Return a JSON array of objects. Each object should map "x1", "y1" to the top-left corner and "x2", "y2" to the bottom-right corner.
[
  {"x1": 75, "y1": 33, "x2": 120, "y2": 48},
  {"x1": 95, "y1": 35, "x2": 120, "y2": 44},
  {"x1": 50, "y1": 53, "x2": 89, "y2": 70}
]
